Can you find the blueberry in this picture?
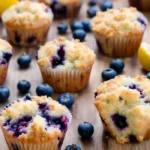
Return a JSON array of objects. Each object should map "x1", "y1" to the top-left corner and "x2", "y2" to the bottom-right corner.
[
  {"x1": 17, "y1": 54, "x2": 32, "y2": 69},
  {"x1": 78, "y1": 122, "x2": 94, "y2": 138},
  {"x1": 3, "y1": 52, "x2": 12, "y2": 62},
  {"x1": 65, "y1": 144, "x2": 81, "y2": 150},
  {"x1": 17, "y1": 80, "x2": 31, "y2": 94},
  {"x1": 88, "y1": 0, "x2": 97, "y2": 6},
  {"x1": 36, "y1": 83, "x2": 53, "y2": 97},
  {"x1": 129, "y1": 134, "x2": 137, "y2": 143},
  {"x1": 146, "y1": 72, "x2": 150, "y2": 79},
  {"x1": 57, "y1": 22, "x2": 68, "y2": 34},
  {"x1": 110, "y1": 58, "x2": 124, "y2": 74},
  {"x1": 51, "y1": 56, "x2": 64, "y2": 68},
  {"x1": 87, "y1": 6, "x2": 97, "y2": 18},
  {"x1": 73, "y1": 29, "x2": 86, "y2": 41},
  {"x1": 57, "y1": 93, "x2": 74, "y2": 108},
  {"x1": 100, "y1": 0, "x2": 113, "y2": 12},
  {"x1": 111, "y1": 113, "x2": 128, "y2": 129},
  {"x1": 71, "y1": 21, "x2": 84, "y2": 31},
  {"x1": 82, "y1": 19, "x2": 91, "y2": 32},
  {"x1": 101, "y1": 68, "x2": 117, "y2": 81},
  {"x1": 0, "y1": 86, "x2": 10, "y2": 102}
]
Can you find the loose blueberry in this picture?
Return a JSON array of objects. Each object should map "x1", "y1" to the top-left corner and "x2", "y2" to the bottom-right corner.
[
  {"x1": 17, "y1": 80, "x2": 31, "y2": 94},
  {"x1": 78, "y1": 122, "x2": 94, "y2": 138},
  {"x1": 0, "y1": 86, "x2": 10, "y2": 102},
  {"x1": 87, "y1": 6, "x2": 97, "y2": 18},
  {"x1": 111, "y1": 113, "x2": 128, "y2": 129},
  {"x1": 57, "y1": 93, "x2": 74, "y2": 108},
  {"x1": 101, "y1": 68, "x2": 117, "y2": 81},
  {"x1": 88, "y1": 0, "x2": 97, "y2": 6},
  {"x1": 65, "y1": 144, "x2": 81, "y2": 150},
  {"x1": 146, "y1": 72, "x2": 150, "y2": 79},
  {"x1": 71, "y1": 21, "x2": 84, "y2": 31},
  {"x1": 73, "y1": 29, "x2": 86, "y2": 41},
  {"x1": 110, "y1": 58, "x2": 125, "y2": 74},
  {"x1": 36, "y1": 83, "x2": 53, "y2": 97},
  {"x1": 100, "y1": 0, "x2": 113, "y2": 12},
  {"x1": 57, "y1": 22, "x2": 68, "y2": 34},
  {"x1": 82, "y1": 19, "x2": 91, "y2": 32},
  {"x1": 17, "y1": 54, "x2": 32, "y2": 69}
]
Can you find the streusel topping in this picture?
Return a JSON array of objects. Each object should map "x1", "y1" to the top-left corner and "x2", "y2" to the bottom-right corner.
[
  {"x1": 2, "y1": 1, "x2": 53, "y2": 29},
  {"x1": 92, "y1": 7, "x2": 147, "y2": 37},
  {"x1": 37, "y1": 37, "x2": 96, "y2": 70},
  {"x1": 0, "y1": 39, "x2": 12, "y2": 64},
  {"x1": 0, "y1": 95, "x2": 71, "y2": 143},
  {"x1": 94, "y1": 75, "x2": 150, "y2": 143}
]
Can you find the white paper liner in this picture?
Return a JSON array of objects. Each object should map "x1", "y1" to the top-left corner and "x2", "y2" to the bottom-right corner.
[
  {"x1": 39, "y1": 66, "x2": 92, "y2": 93},
  {"x1": 0, "y1": 63, "x2": 9, "y2": 85}
]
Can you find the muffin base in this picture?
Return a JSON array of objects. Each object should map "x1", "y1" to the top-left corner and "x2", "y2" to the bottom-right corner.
[
  {"x1": 4, "y1": 23, "x2": 50, "y2": 47},
  {"x1": 129, "y1": 0, "x2": 150, "y2": 12},
  {"x1": 0, "y1": 63, "x2": 9, "y2": 85},
  {"x1": 95, "y1": 33, "x2": 144, "y2": 58},
  {"x1": 40, "y1": 0, "x2": 81, "y2": 18},
  {"x1": 39, "y1": 66, "x2": 92, "y2": 93}
]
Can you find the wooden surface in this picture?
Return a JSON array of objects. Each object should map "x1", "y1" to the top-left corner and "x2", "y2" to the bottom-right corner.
[{"x1": 0, "y1": 0, "x2": 150, "y2": 150}]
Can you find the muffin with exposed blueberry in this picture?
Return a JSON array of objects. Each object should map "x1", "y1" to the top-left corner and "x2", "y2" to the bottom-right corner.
[
  {"x1": 129, "y1": 0, "x2": 150, "y2": 12},
  {"x1": 94, "y1": 75, "x2": 150, "y2": 143},
  {"x1": 39, "y1": 0, "x2": 81, "y2": 18},
  {"x1": 0, "y1": 94, "x2": 72, "y2": 150},
  {"x1": 1, "y1": 1, "x2": 53, "y2": 47},
  {"x1": 0, "y1": 39, "x2": 12, "y2": 84},
  {"x1": 91, "y1": 7, "x2": 148, "y2": 57},
  {"x1": 37, "y1": 37, "x2": 95, "y2": 93}
]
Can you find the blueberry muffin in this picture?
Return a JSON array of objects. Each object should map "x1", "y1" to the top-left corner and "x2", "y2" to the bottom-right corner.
[
  {"x1": 0, "y1": 39, "x2": 12, "y2": 84},
  {"x1": 0, "y1": 94, "x2": 72, "y2": 150},
  {"x1": 91, "y1": 7, "x2": 148, "y2": 57},
  {"x1": 94, "y1": 75, "x2": 150, "y2": 144},
  {"x1": 129, "y1": 0, "x2": 150, "y2": 12},
  {"x1": 39, "y1": 0, "x2": 81, "y2": 18},
  {"x1": 37, "y1": 37, "x2": 95, "y2": 93},
  {"x1": 1, "y1": 1, "x2": 53, "y2": 47}
]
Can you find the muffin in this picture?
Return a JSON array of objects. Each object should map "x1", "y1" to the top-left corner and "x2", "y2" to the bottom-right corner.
[
  {"x1": 129, "y1": 0, "x2": 150, "y2": 12},
  {"x1": 0, "y1": 39, "x2": 12, "y2": 84},
  {"x1": 91, "y1": 7, "x2": 148, "y2": 58},
  {"x1": 0, "y1": 94, "x2": 72, "y2": 150},
  {"x1": 37, "y1": 37, "x2": 95, "y2": 93},
  {"x1": 94, "y1": 75, "x2": 150, "y2": 144},
  {"x1": 39, "y1": 0, "x2": 81, "y2": 18},
  {"x1": 1, "y1": 1, "x2": 53, "y2": 47}
]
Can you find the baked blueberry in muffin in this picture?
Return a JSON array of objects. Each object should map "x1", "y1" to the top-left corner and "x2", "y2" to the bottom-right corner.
[
  {"x1": 94, "y1": 75, "x2": 150, "y2": 143},
  {"x1": 0, "y1": 39, "x2": 12, "y2": 84},
  {"x1": 39, "y1": 0, "x2": 81, "y2": 18},
  {"x1": 37, "y1": 37, "x2": 95, "y2": 92},
  {"x1": 0, "y1": 95, "x2": 72, "y2": 150}
]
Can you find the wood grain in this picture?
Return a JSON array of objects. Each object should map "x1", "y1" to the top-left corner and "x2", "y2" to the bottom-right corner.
[{"x1": 0, "y1": 0, "x2": 150, "y2": 149}]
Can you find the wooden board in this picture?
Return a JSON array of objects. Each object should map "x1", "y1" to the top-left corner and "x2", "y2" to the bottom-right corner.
[{"x1": 0, "y1": 0, "x2": 150, "y2": 149}]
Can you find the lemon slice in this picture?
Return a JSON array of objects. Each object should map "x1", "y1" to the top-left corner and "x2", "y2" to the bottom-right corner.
[
  {"x1": 0, "y1": 0, "x2": 18, "y2": 15},
  {"x1": 138, "y1": 42, "x2": 150, "y2": 71}
]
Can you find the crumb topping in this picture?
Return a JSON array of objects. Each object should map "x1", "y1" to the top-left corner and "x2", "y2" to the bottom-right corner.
[
  {"x1": 92, "y1": 7, "x2": 148, "y2": 37},
  {"x1": 37, "y1": 37, "x2": 96, "y2": 70},
  {"x1": 2, "y1": 1, "x2": 53, "y2": 29}
]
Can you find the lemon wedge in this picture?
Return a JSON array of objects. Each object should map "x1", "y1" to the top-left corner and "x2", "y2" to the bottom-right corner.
[
  {"x1": 138, "y1": 42, "x2": 150, "y2": 71},
  {"x1": 0, "y1": 0, "x2": 18, "y2": 15}
]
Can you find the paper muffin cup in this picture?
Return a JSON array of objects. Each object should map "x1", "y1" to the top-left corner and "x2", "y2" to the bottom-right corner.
[
  {"x1": 93, "y1": 12, "x2": 147, "y2": 58},
  {"x1": 2, "y1": 11, "x2": 53, "y2": 47},
  {"x1": 129, "y1": 0, "x2": 150, "y2": 12},
  {"x1": 39, "y1": 0, "x2": 81, "y2": 18},
  {"x1": 1, "y1": 107, "x2": 72, "y2": 150},
  {"x1": 0, "y1": 63, "x2": 9, "y2": 85},
  {"x1": 39, "y1": 66, "x2": 92, "y2": 93}
]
